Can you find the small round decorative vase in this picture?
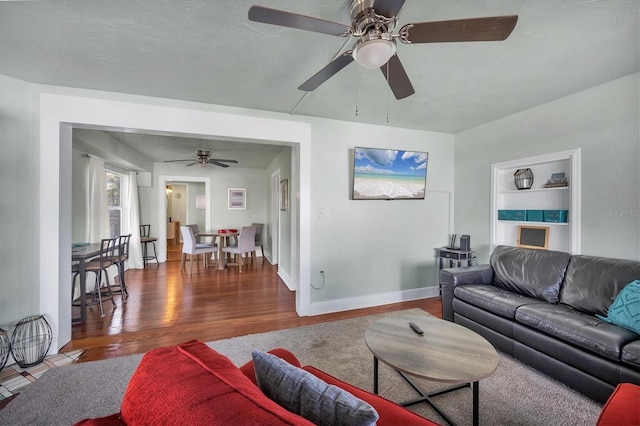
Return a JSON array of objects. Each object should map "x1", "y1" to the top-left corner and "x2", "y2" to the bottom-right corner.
[
  {"x1": 10, "y1": 315, "x2": 53, "y2": 368},
  {"x1": 514, "y1": 168, "x2": 534, "y2": 190},
  {"x1": 0, "y1": 328, "x2": 10, "y2": 372}
]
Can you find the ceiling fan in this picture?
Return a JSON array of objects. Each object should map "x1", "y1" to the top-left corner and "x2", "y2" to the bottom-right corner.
[
  {"x1": 164, "y1": 149, "x2": 239, "y2": 168},
  {"x1": 248, "y1": 0, "x2": 518, "y2": 99}
]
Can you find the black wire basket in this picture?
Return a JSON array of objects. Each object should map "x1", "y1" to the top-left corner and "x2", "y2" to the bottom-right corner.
[
  {"x1": 0, "y1": 328, "x2": 10, "y2": 371},
  {"x1": 514, "y1": 168, "x2": 534, "y2": 190},
  {"x1": 10, "y1": 315, "x2": 53, "y2": 368}
]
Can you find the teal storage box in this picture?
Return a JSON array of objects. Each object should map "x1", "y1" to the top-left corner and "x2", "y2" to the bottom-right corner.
[
  {"x1": 498, "y1": 210, "x2": 526, "y2": 221},
  {"x1": 526, "y1": 210, "x2": 544, "y2": 222},
  {"x1": 544, "y1": 210, "x2": 568, "y2": 223}
]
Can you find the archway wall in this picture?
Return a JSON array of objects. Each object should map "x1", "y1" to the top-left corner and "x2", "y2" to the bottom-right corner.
[{"x1": 39, "y1": 91, "x2": 311, "y2": 351}]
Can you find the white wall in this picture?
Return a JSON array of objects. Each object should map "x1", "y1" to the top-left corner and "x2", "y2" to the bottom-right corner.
[
  {"x1": 305, "y1": 117, "x2": 455, "y2": 311},
  {"x1": 0, "y1": 74, "x2": 38, "y2": 330},
  {"x1": 139, "y1": 162, "x2": 271, "y2": 253},
  {"x1": 455, "y1": 73, "x2": 640, "y2": 262},
  {"x1": 186, "y1": 182, "x2": 205, "y2": 230}
]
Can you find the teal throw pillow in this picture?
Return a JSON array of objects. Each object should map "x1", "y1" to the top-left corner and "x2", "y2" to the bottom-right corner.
[
  {"x1": 252, "y1": 350, "x2": 379, "y2": 426},
  {"x1": 597, "y1": 280, "x2": 640, "y2": 334}
]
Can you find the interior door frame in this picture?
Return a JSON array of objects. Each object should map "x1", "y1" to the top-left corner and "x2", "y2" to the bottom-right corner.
[
  {"x1": 158, "y1": 175, "x2": 211, "y2": 262},
  {"x1": 271, "y1": 169, "x2": 280, "y2": 265}
]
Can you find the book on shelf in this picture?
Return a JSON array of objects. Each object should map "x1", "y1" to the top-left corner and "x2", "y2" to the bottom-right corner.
[{"x1": 544, "y1": 181, "x2": 568, "y2": 188}]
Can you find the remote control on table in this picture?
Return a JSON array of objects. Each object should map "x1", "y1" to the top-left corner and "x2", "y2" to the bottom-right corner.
[{"x1": 409, "y1": 322, "x2": 424, "y2": 335}]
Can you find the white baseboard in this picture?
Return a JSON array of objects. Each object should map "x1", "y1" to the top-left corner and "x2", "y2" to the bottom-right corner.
[
  {"x1": 304, "y1": 286, "x2": 440, "y2": 316},
  {"x1": 278, "y1": 268, "x2": 296, "y2": 291}
]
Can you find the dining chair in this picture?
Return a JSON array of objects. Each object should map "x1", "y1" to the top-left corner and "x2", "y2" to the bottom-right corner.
[
  {"x1": 110, "y1": 234, "x2": 131, "y2": 302},
  {"x1": 72, "y1": 238, "x2": 117, "y2": 318},
  {"x1": 251, "y1": 223, "x2": 265, "y2": 258},
  {"x1": 222, "y1": 226, "x2": 257, "y2": 273},
  {"x1": 180, "y1": 226, "x2": 217, "y2": 275},
  {"x1": 140, "y1": 224, "x2": 158, "y2": 268},
  {"x1": 186, "y1": 224, "x2": 212, "y2": 247}
]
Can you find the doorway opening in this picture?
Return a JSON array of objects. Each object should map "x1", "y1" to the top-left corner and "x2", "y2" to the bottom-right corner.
[{"x1": 158, "y1": 176, "x2": 211, "y2": 263}]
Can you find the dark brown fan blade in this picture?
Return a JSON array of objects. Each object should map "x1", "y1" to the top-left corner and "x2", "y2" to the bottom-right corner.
[
  {"x1": 400, "y1": 15, "x2": 518, "y2": 43},
  {"x1": 210, "y1": 161, "x2": 230, "y2": 168},
  {"x1": 373, "y1": 0, "x2": 406, "y2": 18},
  {"x1": 185, "y1": 162, "x2": 197, "y2": 167},
  {"x1": 298, "y1": 52, "x2": 354, "y2": 91},
  {"x1": 248, "y1": 6, "x2": 350, "y2": 36},
  {"x1": 380, "y1": 54, "x2": 414, "y2": 100},
  {"x1": 209, "y1": 159, "x2": 238, "y2": 164}
]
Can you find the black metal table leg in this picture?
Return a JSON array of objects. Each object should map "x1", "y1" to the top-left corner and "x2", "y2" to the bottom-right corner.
[
  {"x1": 472, "y1": 381, "x2": 479, "y2": 426},
  {"x1": 373, "y1": 356, "x2": 379, "y2": 394}
]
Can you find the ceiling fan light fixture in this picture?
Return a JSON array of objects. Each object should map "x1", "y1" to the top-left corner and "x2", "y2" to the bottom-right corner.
[{"x1": 352, "y1": 37, "x2": 396, "y2": 69}]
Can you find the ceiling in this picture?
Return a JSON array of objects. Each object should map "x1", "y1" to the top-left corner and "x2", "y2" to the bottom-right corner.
[
  {"x1": 102, "y1": 131, "x2": 288, "y2": 169},
  {"x1": 1, "y1": 0, "x2": 638, "y2": 165}
]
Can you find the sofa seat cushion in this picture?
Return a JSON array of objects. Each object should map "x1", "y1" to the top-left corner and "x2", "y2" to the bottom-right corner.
[
  {"x1": 559, "y1": 255, "x2": 640, "y2": 316},
  {"x1": 119, "y1": 340, "x2": 313, "y2": 425},
  {"x1": 303, "y1": 366, "x2": 439, "y2": 426},
  {"x1": 454, "y1": 284, "x2": 542, "y2": 319},
  {"x1": 515, "y1": 304, "x2": 639, "y2": 361},
  {"x1": 621, "y1": 340, "x2": 640, "y2": 369},
  {"x1": 491, "y1": 245, "x2": 571, "y2": 303}
]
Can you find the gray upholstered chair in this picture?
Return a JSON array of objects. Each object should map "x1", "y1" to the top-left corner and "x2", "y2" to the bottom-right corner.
[
  {"x1": 251, "y1": 223, "x2": 264, "y2": 258},
  {"x1": 222, "y1": 226, "x2": 257, "y2": 273},
  {"x1": 186, "y1": 223, "x2": 216, "y2": 248},
  {"x1": 180, "y1": 226, "x2": 217, "y2": 275}
]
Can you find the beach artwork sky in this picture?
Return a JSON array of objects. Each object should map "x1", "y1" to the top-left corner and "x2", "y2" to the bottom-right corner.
[{"x1": 353, "y1": 147, "x2": 428, "y2": 199}]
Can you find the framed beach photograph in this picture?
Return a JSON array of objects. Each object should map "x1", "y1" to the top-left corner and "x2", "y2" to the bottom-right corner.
[
  {"x1": 280, "y1": 179, "x2": 289, "y2": 211},
  {"x1": 352, "y1": 147, "x2": 429, "y2": 200},
  {"x1": 228, "y1": 188, "x2": 246, "y2": 210}
]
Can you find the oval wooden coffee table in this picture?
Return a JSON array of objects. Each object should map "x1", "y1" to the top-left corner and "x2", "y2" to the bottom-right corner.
[{"x1": 365, "y1": 313, "x2": 498, "y2": 426}]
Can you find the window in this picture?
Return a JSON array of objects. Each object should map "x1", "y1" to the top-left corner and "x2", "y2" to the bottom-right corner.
[{"x1": 106, "y1": 171, "x2": 122, "y2": 238}]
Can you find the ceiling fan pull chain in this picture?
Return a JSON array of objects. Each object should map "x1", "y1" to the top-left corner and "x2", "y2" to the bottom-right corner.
[{"x1": 355, "y1": 63, "x2": 359, "y2": 117}]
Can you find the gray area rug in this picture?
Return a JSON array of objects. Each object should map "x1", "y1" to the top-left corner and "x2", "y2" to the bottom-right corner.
[{"x1": 0, "y1": 308, "x2": 602, "y2": 425}]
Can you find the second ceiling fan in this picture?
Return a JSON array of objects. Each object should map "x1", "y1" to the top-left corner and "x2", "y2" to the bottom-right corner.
[
  {"x1": 248, "y1": 0, "x2": 518, "y2": 99},
  {"x1": 164, "y1": 149, "x2": 238, "y2": 168}
]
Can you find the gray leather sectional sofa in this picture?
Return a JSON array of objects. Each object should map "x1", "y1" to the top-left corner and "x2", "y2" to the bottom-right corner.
[{"x1": 440, "y1": 245, "x2": 640, "y2": 403}]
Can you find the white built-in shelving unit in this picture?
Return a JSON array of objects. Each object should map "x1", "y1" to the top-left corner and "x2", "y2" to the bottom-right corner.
[{"x1": 490, "y1": 149, "x2": 581, "y2": 254}]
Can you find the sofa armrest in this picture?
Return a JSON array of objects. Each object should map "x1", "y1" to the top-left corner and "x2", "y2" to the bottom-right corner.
[{"x1": 440, "y1": 265, "x2": 494, "y2": 321}]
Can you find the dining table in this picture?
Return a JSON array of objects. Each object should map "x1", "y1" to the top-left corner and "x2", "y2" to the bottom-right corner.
[
  {"x1": 71, "y1": 243, "x2": 103, "y2": 323},
  {"x1": 197, "y1": 230, "x2": 239, "y2": 270}
]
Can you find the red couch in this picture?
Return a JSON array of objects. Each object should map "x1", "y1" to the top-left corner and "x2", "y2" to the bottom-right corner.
[{"x1": 76, "y1": 340, "x2": 438, "y2": 425}]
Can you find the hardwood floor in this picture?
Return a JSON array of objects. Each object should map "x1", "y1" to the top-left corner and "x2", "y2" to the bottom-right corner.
[{"x1": 63, "y1": 247, "x2": 442, "y2": 363}]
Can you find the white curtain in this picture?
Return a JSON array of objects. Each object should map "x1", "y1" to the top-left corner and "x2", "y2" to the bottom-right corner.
[
  {"x1": 127, "y1": 171, "x2": 144, "y2": 269},
  {"x1": 86, "y1": 157, "x2": 110, "y2": 243}
]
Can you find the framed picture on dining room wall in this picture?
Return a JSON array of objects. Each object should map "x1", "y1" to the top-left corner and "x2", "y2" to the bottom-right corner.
[
  {"x1": 228, "y1": 188, "x2": 246, "y2": 210},
  {"x1": 280, "y1": 179, "x2": 289, "y2": 211}
]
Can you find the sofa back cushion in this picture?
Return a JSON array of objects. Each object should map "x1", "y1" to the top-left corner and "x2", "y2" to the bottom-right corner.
[
  {"x1": 491, "y1": 245, "x2": 571, "y2": 303},
  {"x1": 559, "y1": 255, "x2": 640, "y2": 315},
  {"x1": 120, "y1": 340, "x2": 313, "y2": 425}
]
